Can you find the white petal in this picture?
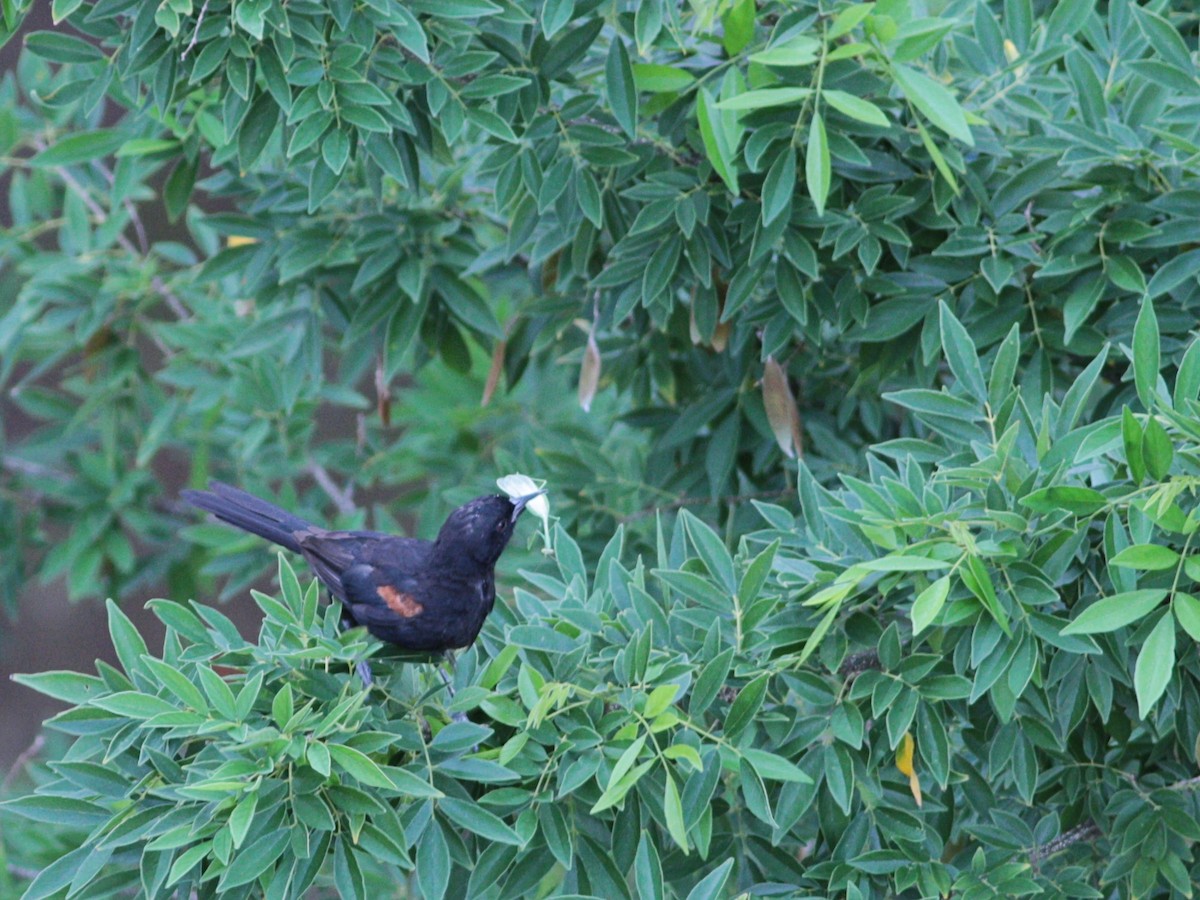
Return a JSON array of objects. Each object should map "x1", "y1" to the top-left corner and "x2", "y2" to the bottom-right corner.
[{"x1": 496, "y1": 473, "x2": 550, "y2": 521}]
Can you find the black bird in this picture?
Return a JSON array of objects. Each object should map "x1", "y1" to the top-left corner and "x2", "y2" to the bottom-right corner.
[{"x1": 182, "y1": 481, "x2": 542, "y2": 674}]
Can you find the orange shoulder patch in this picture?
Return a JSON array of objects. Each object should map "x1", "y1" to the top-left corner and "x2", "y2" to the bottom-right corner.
[{"x1": 377, "y1": 585, "x2": 424, "y2": 618}]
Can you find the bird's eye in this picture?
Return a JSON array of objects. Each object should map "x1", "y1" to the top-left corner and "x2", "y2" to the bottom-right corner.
[{"x1": 495, "y1": 519, "x2": 507, "y2": 532}]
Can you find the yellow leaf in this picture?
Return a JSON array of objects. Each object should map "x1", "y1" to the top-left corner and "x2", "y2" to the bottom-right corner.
[
  {"x1": 227, "y1": 235, "x2": 257, "y2": 247},
  {"x1": 896, "y1": 731, "x2": 915, "y2": 776},
  {"x1": 896, "y1": 732, "x2": 923, "y2": 807}
]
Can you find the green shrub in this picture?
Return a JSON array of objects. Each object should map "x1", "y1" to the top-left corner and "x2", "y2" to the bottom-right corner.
[{"x1": 9, "y1": 312, "x2": 1200, "y2": 897}]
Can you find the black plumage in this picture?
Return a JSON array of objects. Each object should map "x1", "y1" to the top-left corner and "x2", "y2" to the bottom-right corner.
[{"x1": 182, "y1": 481, "x2": 540, "y2": 654}]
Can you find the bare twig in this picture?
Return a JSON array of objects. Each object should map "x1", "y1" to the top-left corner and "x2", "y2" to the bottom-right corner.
[
  {"x1": 2, "y1": 455, "x2": 70, "y2": 482},
  {"x1": 7, "y1": 865, "x2": 40, "y2": 881},
  {"x1": 34, "y1": 138, "x2": 191, "y2": 323},
  {"x1": 1029, "y1": 820, "x2": 1101, "y2": 866},
  {"x1": 3, "y1": 735, "x2": 44, "y2": 789},
  {"x1": 838, "y1": 649, "x2": 882, "y2": 677},
  {"x1": 307, "y1": 462, "x2": 357, "y2": 516},
  {"x1": 180, "y1": 0, "x2": 210, "y2": 62}
]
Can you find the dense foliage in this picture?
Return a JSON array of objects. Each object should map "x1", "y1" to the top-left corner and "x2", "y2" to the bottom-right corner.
[{"x1": 4, "y1": 0, "x2": 1200, "y2": 896}]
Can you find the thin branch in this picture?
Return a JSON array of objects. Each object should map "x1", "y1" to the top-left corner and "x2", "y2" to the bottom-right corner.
[
  {"x1": 2, "y1": 455, "x2": 70, "y2": 482},
  {"x1": 180, "y1": 0, "x2": 210, "y2": 62},
  {"x1": 7, "y1": 865, "x2": 40, "y2": 881},
  {"x1": 307, "y1": 462, "x2": 358, "y2": 517},
  {"x1": 1029, "y1": 820, "x2": 1101, "y2": 866},
  {"x1": 3, "y1": 735, "x2": 44, "y2": 789},
  {"x1": 34, "y1": 138, "x2": 191, "y2": 323},
  {"x1": 838, "y1": 649, "x2": 882, "y2": 677}
]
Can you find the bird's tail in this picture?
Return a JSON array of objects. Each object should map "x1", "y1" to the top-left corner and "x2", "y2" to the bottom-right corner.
[{"x1": 181, "y1": 481, "x2": 311, "y2": 553}]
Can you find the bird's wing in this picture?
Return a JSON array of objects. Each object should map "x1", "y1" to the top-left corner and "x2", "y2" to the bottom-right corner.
[
  {"x1": 291, "y1": 529, "x2": 388, "y2": 602},
  {"x1": 294, "y1": 529, "x2": 426, "y2": 606}
]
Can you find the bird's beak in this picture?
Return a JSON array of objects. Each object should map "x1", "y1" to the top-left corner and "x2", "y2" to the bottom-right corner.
[{"x1": 510, "y1": 490, "x2": 545, "y2": 522}]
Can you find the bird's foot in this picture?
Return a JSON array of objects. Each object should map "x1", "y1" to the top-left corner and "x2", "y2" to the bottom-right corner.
[{"x1": 356, "y1": 659, "x2": 373, "y2": 686}]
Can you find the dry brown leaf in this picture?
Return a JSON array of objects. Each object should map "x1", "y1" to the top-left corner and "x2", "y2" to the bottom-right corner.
[
  {"x1": 375, "y1": 354, "x2": 391, "y2": 427},
  {"x1": 579, "y1": 328, "x2": 601, "y2": 412},
  {"x1": 763, "y1": 356, "x2": 802, "y2": 458},
  {"x1": 481, "y1": 339, "x2": 506, "y2": 406}
]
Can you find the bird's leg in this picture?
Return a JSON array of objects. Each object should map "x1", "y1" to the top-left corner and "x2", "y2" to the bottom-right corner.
[
  {"x1": 340, "y1": 611, "x2": 373, "y2": 687},
  {"x1": 438, "y1": 650, "x2": 468, "y2": 724}
]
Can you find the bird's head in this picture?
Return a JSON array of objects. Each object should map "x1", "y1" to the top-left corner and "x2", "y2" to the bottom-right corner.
[{"x1": 434, "y1": 491, "x2": 544, "y2": 567}]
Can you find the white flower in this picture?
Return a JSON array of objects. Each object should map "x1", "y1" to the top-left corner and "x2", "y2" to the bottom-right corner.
[{"x1": 496, "y1": 473, "x2": 550, "y2": 521}]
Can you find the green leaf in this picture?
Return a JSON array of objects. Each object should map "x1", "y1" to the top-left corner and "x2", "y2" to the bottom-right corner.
[
  {"x1": 742, "y1": 748, "x2": 811, "y2": 782},
  {"x1": 690, "y1": 646, "x2": 734, "y2": 716},
  {"x1": 272, "y1": 683, "x2": 294, "y2": 728},
  {"x1": 761, "y1": 148, "x2": 795, "y2": 226},
  {"x1": 855, "y1": 555, "x2": 950, "y2": 573},
  {"x1": 0, "y1": 795, "x2": 107, "y2": 827},
  {"x1": 750, "y1": 34, "x2": 820, "y2": 67},
  {"x1": 142, "y1": 657, "x2": 208, "y2": 711},
  {"x1": 25, "y1": 29, "x2": 103, "y2": 63},
  {"x1": 51, "y1": 0, "x2": 83, "y2": 23},
  {"x1": 1135, "y1": 613, "x2": 1175, "y2": 719},
  {"x1": 509, "y1": 624, "x2": 578, "y2": 653},
  {"x1": 440, "y1": 797, "x2": 522, "y2": 845},
  {"x1": 911, "y1": 575, "x2": 951, "y2": 635},
  {"x1": 1021, "y1": 486, "x2": 1108, "y2": 516},
  {"x1": 238, "y1": 92, "x2": 279, "y2": 171},
  {"x1": 1060, "y1": 589, "x2": 1167, "y2": 635},
  {"x1": 1063, "y1": 277, "x2": 1104, "y2": 345},
  {"x1": 685, "y1": 858, "x2": 734, "y2": 900},
  {"x1": 1133, "y1": 5, "x2": 1191, "y2": 71},
  {"x1": 805, "y1": 110, "x2": 830, "y2": 216},
  {"x1": 634, "y1": 832, "x2": 665, "y2": 900},
  {"x1": 1122, "y1": 407, "x2": 1145, "y2": 483},
  {"x1": 1146, "y1": 249, "x2": 1200, "y2": 299},
  {"x1": 328, "y1": 743, "x2": 395, "y2": 789},
  {"x1": 115, "y1": 137, "x2": 180, "y2": 158},
  {"x1": 1110, "y1": 544, "x2": 1180, "y2": 571},
  {"x1": 219, "y1": 829, "x2": 290, "y2": 889},
  {"x1": 724, "y1": 673, "x2": 768, "y2": 740},
  {"x1": 722, "y1": 0, "x2": 754, "y2": 55},
  {"x1": 1133, "y1": 298, "x2": 1161, "y2": 410},
  {"x1": 697, "y1": 89, "x2": 738, "y2": 194},
  {"x1": 1142, "y1": 416, "x2": 1174, "y2": 480},
  {"x1": 632, "y1": 63, "x2": 694, "y2": 93},
  {"x1": 645, "y1": 683, "x2": 680, "y2": 718},
  {"x1": 1045, "y1": 0, "x2": 1096, "y2": 44},
  {"x1": 1106, "y1": 255, "x2": 1146, "y2": 294},
  {"x1": 417, "y1": 820, "x2": 450, "y2": 900},
  {"x1": 1174, "y1": 593, "x2": 1200, "y2": 643},
  {"x1": 716, "y1": 87, "x2": 811, "y2": 110},
  {"x1": 1174, "y1": 338, "x2": 1200, "y2": 408},
  {"x1": 938, "y1": 301, "x2": 986, "y2": 403},
  {"x1": 322, "y1": 129, "x2": 350, "y2": 174},
  {"x1": 107, "y1": 598, "x2": 149, "y2": 677},
  {"x1": 892, "y1": 64, "x2": 973, "y2": 145},
  {"x1": 388, "y1": 4, "x2": 428, "y2": 60},
  {"x1": 681, "y1": 509, "x2": 735, "y2": 591},
  {"x1": 11, "y1": 670, "x2": 104, "y2": 704},
  {"x1": 606, "y1": 38, "x2": 637, "y2": 138},
  {"x1": 663, "y1": 772, "x2": 689, "y2": 852},
  {"x1": 28, "y1": 129, "x2": 124, "y2": 167},
  {"x1": 823, "y1": 89, "x2": 889, "y2": 126},
  {"x1": 228, "y1": 791, "x2": 258, "y2": 849}
]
